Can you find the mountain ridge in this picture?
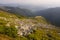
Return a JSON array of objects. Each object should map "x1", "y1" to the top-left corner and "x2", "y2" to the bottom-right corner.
[
  {"x1": 0, "y1": 6, "x2": 60, "y2": 40},
  {"x1": 35, "y1": 7, "x2": 60, "y2": 27},
  {"x1": 0, "y1": 6, "x2": 34, "y2": 17}
]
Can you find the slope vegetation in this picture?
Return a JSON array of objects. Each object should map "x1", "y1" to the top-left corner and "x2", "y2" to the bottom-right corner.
[{"x1": 0, "y1": 10, "x2": 60, "y2": 40}]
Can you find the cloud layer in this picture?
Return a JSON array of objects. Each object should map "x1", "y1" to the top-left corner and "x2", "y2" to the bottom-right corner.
[{"x1": 0, "y1": 0, "x2": 60, "y2": 7}]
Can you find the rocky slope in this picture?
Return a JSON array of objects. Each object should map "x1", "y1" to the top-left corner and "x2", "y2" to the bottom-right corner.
[{"x1": 0, "y1": 10, "x2": 60, "y2": 40}]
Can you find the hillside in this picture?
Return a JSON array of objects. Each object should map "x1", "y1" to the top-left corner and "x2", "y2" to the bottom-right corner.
[
  {"x1": 0, "y1": 6, "x2": 33, "y2": 17},
  {"x1": 1, "y1": 6, "x2": 60, "y2": 27},
  {"x1": 35, "y1": 7, "x2": 60, "y2": 26},
  {"x1": 0, "y1": 10, "x2": 60, "y2": 40},
  {"x1": 0, "y1": 34, "x2": 14, "y2": 40}
]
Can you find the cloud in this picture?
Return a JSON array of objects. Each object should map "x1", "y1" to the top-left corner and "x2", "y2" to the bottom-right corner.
[{"x1": 0, "y1": 0, "x2": 60, "y2": 7}]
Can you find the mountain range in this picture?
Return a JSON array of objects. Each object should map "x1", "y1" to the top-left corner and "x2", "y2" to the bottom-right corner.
[
  {"x1": 0, "y1": 4, "x2": 60, "y2": 27},
  {"x1": 0, "y1": 6, "x2": 33, "y2": 17},
  {"x1": 35, "y1": 7, "x2": 60, "y2": 26},
  {"x1": 0, "y1": 9, "x2": 60, "y2": 40}
]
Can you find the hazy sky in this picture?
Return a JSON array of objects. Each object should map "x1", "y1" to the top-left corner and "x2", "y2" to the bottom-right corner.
[{"x1": 0, "y1": 0, "x2": 60, "y2": 7}]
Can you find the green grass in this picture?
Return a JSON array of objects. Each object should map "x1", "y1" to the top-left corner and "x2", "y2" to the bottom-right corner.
[{"x1": 0, "y1": 10, "x2": 60, "y2": 40}]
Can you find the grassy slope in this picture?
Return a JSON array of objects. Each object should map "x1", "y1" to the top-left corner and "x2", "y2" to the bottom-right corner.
[
  {"x1": 0, "y1": 11, "x2": 18, "y2": 40},
  {"x1": 0, "y1": 10, "x2": 60, "y2": 40},
  {"x1": 0, "y1": 34, "x2": 14, "y2": 40}
]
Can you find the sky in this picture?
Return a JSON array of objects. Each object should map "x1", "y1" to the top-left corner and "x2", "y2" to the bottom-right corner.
[{"x1": 0, "y1": 0, "x2": 60, "y2": 7}]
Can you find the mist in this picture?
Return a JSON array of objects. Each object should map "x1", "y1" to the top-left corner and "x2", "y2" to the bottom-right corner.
[{"x1": 0, "y1": 0, "x2": 60, "y2": 11}]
